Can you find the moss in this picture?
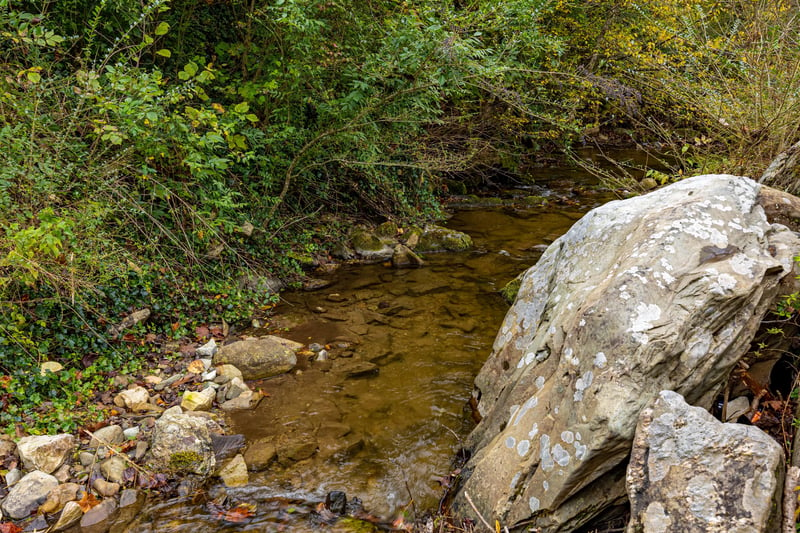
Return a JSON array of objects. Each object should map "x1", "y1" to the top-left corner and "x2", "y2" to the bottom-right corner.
[
  {"x1": 417, "y1": 226, "x2": 473, "y2": 252},
  {"x1": 350, "y1": 229, "x2": 388, "y2": 252},
  {"x1": 375, "y1": 221, "x2": 400, "y2": 238},
  {"x1": 169, "y1": 450, "x2": 203, "y2": 472},
  {"x1": 499, "y1": 274, "x2": 524, "y2": 304},
  {"x1": 522, "y1": 195, "x2": 548, "y2": 206},
  {"x1": 334, "y1": 517, "x2": 381, "y2": 532}
]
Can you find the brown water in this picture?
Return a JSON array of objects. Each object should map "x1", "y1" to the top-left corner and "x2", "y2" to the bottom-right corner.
[{"x1": 126, "y1": 173, "x2": 614, "y2": 531}]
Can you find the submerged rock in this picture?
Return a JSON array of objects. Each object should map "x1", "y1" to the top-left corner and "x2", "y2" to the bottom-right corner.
[
  {"x1": 627, "y1": 390, "x2": 783, "y2": 533},
  {"x1": 213, "y1": 336, "x2": 300, "y2": 380},
  {"x1": 415, "y1": 225, "x2": 473, "y2": 252},
  {"x1": 452, "y1": 175, "x2": 800, "y2": 531}
]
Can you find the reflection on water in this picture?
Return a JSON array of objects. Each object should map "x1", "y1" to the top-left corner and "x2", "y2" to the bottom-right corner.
[{"x1": 127, "y1": 183, "x2": 613, "y2": 531}]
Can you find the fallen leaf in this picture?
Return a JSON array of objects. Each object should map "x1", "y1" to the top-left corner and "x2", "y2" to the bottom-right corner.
[
  {"x1": 213, "y1": 503, "x2": 256, "y2": 523},
  {"x1": 0, "y1": 523, "x2": 23, "y2": 533},
  {"x1": 78, "y1": 491, "x2": 101, "y2": 512},
  {"x1": 195, "y1": 325, "x2": 210, "y2": 339}
]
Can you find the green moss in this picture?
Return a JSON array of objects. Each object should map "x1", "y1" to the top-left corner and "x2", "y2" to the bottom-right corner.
[
  {"x1": 522, "y1": 195, "x2": 548, "y2": 206},
  {"x1": 417, "y1": 226, "x2": 473, "y2": 252},
  {"x1": 350, "y1": 229, "x2": 388, "y2": 252},
  {"x1": 375, "y1": 221, "x2": 400, "y2": 238},
  {"x1": 169, "y1": 450, "x2": 203, "y2": 472},
  {"x1": 499, "y1": 274, "x2": 524, "y2": 304},
  {"x1": 334, "y1": 517, "x2": 381, "y2": 532}
]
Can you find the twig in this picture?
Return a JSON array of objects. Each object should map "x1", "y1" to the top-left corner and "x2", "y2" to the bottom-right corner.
[{"x1": 463, "y1": 491, "x2": 494, "y2": 533}]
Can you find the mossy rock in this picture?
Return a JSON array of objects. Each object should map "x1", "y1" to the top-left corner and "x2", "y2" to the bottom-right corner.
[
  {"x1": 499, "y1": 273, "x2": 524, "y2": 304},
  {"x1": 375, "y1": 221, "x2": 400, "y2": 238},
  {"x1": 444, "y1": 178, "x2": 468, "y2": 196},
  {"x1": 416, "y1": 225, "x2": 473, "y2": 252},
  {"x1": 522, "y1": 195, "x2": 548, "y2": 206},
  {"x1": 350, "y1": 228, "x2": 394, "y2": 260}
]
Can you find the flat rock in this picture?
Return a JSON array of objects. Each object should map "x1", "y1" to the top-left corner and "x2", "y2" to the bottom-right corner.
[
  {"x1": 16, "y1": 433, "x2": 75, "y2": 474},
  {"x1": 213, "y1": 336, "x2": 300, "y2": 380},
  {"x1": 115, "y1": 386, "x2": 150, "y2": 409},
  {"x1": 216, "y1": 454, "x2": 249, "y2": 487},
  {"x1": 80, "y1": 497, "x2": 119, "y2": 533},
  {"x1": 146, "y1": 407, "x2": 218, "y2": 476},
  {"x1": 90, "y1": 425, "x2": 124, "y2": 448},
  {"x1": 1, "y1": 470, "x2": 59, "y2": 519},
  {"x1": 243, "y1": 437, "x2": 277, "y2": 471},
  {"x1": 627, "y1": 391, "x2": 784, "y2": 532}
]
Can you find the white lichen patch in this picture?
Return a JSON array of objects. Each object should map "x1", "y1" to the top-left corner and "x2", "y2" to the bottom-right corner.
[
  {"x1": 659, "y1": 258, "x2": 674, "y2": 272},
  {"x1": 535, "y1": 376, "x2": 546, "y2": 390},
  {"x1": 574, "y1": 441, "x2": 588, "y2": 460},
  {"x1": 561, "y1": 431, "x2": 575, "y2": 444},
  {"x1": 529, "y1": 423, "x2": 539, "y2": 439},
  {"x1": 594, "y1": 352, "x2": 607, "y2": 369},
  {"x1": 540, "y1": 435, "x2": 554, "y2": 471},
  {"x1": 543, "y1": 480, "x2": 549, "y2": 491},
  {"x1": 529, "y1": 496, "x2": 540, "y2": 513},
  {"x1": 579, "y1": 318, "x2": 586, "y2": 327},
  {"x1": 510, "y1": 472, "x2": 520, "y2": 490},
  {"x1": 630, "y1": 302, "x2": 661, "y2": 333},
  {"x1": 708, "y1": 272, "x2": 738, "y2": 294},
  {"x1": 730, "y1": 253, "x2": 756, "y2": 277},
  {"x1": 514, "y1": 396, "x2": 538, "y2": 425},
  {"x1": 505, "y1": 436, "x2": 516, "y2": 449},
  {"x1": 517, "y1": 439, "x2": 531, "y2": 457},
  {"x1": 574, "y1": 370, "x2": 594, "y2": 402},
  {"x1": 552, "y1": 443, "x2": 570, "y2": 467}
]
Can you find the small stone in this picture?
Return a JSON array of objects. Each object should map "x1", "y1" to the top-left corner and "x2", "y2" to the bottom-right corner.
[
  {"x1": 216, "y1": 454, "x2": 249, "y2": 487},
  {"x1": 123, "y1": 427, "x2": 140, "y2": 440},
  {"x1": 220, "y1": 390, "x2": 263, "y2": 411},
  {"x1": 202, "y1": 369, "x2": 217, "y2": 381},
  {"x1": 325, "y1": 491, "x2": 347, "y2": 514},
  {"x1": 215, "y1": 364, "x2": 243, "y2": 381},
  {"x1": 181, "y1": 388, "x2": 215, "y2": 411},
  {"x1": 316, "y1": 349, "x2": 329, "y2": 361},
  {"x1": 100, "y1": 455, "x2": 127, "y2": 483},
  {"x1": 134, "y1": 441, "x2": 149, "y2": 462},
  {"x1": 79, "y1": 451, "x2": 95, "y2": 467},
  {"x1": 196, "y1": 339, "x2": 218, "y2": 358},
  {"x1": 309, "y1": 343, "x2": 324, "y2": 353},
  {"x1": 225, "y1": 377, "x2": 250, "y2": 401},
  {"x1": 52, "y1": 500, "x2": 83, "y2": 531},
  {"x1": 144, "y1": 375, "x2": 162, "y2": 385},
  {"x1": 131, "y1": 402, "x2": 164, "y2": 415},
  {"x1": 5, "y1": 468, "x2": 21, "y2": 486},
  {"x1": 53, "y1": 463, "x2": 71, "y2": 483},
  {"x1": 90, "y1": 425, "x2": 124, "y2": 448},
  {"x1": 244, "y1": 438, "x2": 277, "y2": 471},
  {"x1": 115, "y1": 488, "x2": 146, "y2": 529},
  {"x1": 112, "y1": 374, "x2": 131, "y2": 388},
  {"x1": 153, "y1": 373, "x2": 185, "y2": 391},
  {"x1": 40, "y1": 482, "x2": 80, "y2": 514},
  {"x1": 116, "y1": 386, "x2": 150, "y2": 409},
  {"x1": 80, "y1": 497, "x2": 118, "y2": 533},
  {"x1": 93, "y1": 478, "x2": 121, "y2": 497}
]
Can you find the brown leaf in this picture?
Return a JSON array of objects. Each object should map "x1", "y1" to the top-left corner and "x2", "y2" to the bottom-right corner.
[
  {"x1": 195, "y1": 325, "x2": 210, "y2": 339},
  {"x1": 0, "y1": 523, "x2": 23, "y2": 533},
  {"x1": 78, "y1": 492, "x2": 101, "y2": 512},
  {"x1": 218, "y1": 503, "x2": 256, "y2": 523}
]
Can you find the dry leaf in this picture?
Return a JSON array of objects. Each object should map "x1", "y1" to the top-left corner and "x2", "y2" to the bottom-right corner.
[
  {"x1": 0, "y1": 523, "x2": 23, "y2": 533},
  {"x1": 78, "y1": 491, "x2": 101, "y2": 512}
]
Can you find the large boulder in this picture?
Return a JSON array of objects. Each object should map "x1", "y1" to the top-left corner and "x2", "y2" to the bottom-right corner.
[
  {"x1": 626, "y1": 390, "x2": 783, "y2": 533},
  {"x1": 146, "y1": 407, "x2": 220, "y2": 476},
  {"x1": 452, "y1": 175, "x2": 799, "y2": 531},
  {"x1": 213, "y1": 336, "x2": 300, "y2": 380}
]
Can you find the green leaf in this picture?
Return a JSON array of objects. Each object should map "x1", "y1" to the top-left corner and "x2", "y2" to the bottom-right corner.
[
  {"x1": 184, "y1": 61, "x2": 198, "y2": 77},
  {"x1": 245, "y1": 114, "x2": 259, "y2": 123},
  {"x1": 156, "y1": 48, "x2": 171, "y2": 58},
  {"x1": 234, "y1": 102, "x2": 249, "y2": 113},
  {"x1": 155, "y1": 22, "x2": 170, "y2": 36},
  {"x1": 27, "y1": 71, "x2": 41, "y2": 83}
]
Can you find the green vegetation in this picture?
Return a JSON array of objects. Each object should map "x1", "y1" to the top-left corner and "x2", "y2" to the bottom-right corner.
[{"x1": 2, "y1": 0, "x2": 799, "y2": 433}]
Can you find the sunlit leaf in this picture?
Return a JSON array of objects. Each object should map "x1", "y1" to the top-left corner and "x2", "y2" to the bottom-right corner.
[
  {"x1": 155, "y1": 22, "x2": 170, "y2": 36},
  {"x1": 78, "y1": 491, "x2": 101, "y2": 512},
  {"x1": 156, "y1": 48, "x2": 171, "y2": 58}
]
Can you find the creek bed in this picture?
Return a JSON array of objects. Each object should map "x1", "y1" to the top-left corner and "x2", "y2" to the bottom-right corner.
[{"x1": 127, "y1": 173, "x2": 613, "y2": 531}]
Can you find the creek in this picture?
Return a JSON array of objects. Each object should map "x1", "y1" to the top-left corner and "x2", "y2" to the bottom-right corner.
[{"x1": 125, "y1": 165, "x2": 616, "y2": 531}]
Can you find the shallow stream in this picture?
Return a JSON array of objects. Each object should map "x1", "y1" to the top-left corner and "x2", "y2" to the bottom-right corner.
[{"x1": 127, "y1": 168, "x2": 615, "y2": 531}]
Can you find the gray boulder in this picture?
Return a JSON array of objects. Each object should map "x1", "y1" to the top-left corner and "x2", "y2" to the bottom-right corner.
[
  {"x1": 452, "y1": 175, "x2": 799, "y2": 531},
  {"x1": 626, "y1": 390, "x2": 783, "y2": 533},
  {"x1": 146, "y1": 407, "x2": 220, "y2": 476},
  {"x1": 2, "y1": 470, "x2": 59, "y2": 519},
  {"x1": 213, "y1": 336, "x2": 300, "y2": 380}
]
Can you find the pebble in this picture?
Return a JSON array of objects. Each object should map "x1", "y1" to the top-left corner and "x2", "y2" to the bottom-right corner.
[{"x1": 123, "y1": 427, "x2": 140, "y2": 440}]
